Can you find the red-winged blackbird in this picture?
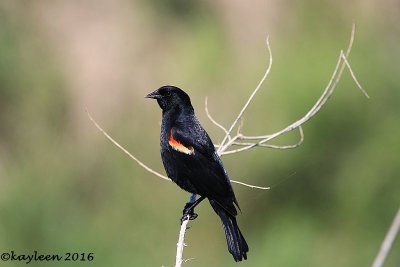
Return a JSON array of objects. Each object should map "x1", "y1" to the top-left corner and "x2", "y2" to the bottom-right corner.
[{"x1": 146, "y1": 85, "x2": 249, "y2": 262}]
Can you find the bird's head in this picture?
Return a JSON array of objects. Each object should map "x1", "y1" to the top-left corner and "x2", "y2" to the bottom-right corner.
[{"x1": 145, "y1": 85, "x2": 193, "y2": 112}]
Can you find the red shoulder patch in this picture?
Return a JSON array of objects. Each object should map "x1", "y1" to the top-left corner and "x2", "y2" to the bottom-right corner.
[{"x1": 168, "y1": 129, "x2": 194, "y2": 155}]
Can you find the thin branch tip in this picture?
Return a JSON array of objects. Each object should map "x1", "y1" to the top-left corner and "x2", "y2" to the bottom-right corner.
[
  {"x1": 86, "y1": 110, "x2": 171, "y2": 181},
  {"x1": 340, "y1": 53, "x2": 370, "y2": 99},
  {"x1": 265, "y1": 34, "x2": 270, "y2": 44},
  {"x1": 205, "y1": 96, "x2": 230, "y2": 137},
  {"x1": 231, "y1": 180, "x2": 270, "y2": 190},
  {"x1": 218, "y1": 35, "x2": 273, "y2": 153}
]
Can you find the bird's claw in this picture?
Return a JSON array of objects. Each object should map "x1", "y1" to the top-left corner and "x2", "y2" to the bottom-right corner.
[
  {"x1": 180, "y1": 212, "x2": 198, "y2": 225},
  {"x1": 180, "y1": 202, "x2": 198, "y2": 224}
]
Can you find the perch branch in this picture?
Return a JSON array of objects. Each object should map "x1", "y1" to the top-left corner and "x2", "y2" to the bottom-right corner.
[{"x1": 175, "y1": 216, "x2": 190, "y2": 267}]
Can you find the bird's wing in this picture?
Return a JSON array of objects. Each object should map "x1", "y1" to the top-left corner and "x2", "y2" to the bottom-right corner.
[
  {"x1": 170, "y1": 126, "x2": 238, "y2": 216},
  {"x1": 170, "y1": 126, "x2": 215, "y2": 155}
]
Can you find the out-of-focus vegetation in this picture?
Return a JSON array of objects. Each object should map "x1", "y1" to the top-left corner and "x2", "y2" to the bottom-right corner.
[{"x1": 0, "y1": 1, "x2": 399, "y2": 266}]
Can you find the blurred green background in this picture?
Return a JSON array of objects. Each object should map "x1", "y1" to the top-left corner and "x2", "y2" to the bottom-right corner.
[{"x1": 0, "y1": 1, "x2": 399, "y2": 266}]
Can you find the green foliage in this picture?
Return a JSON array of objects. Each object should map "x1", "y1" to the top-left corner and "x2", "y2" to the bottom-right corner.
[{"x1": 0, "y1": 1, "x2": 399, "y2": 266}]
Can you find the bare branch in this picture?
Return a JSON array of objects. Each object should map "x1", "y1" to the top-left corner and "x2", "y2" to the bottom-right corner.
[
  {"x1": 176, "y1": 216, "x2": 190, "y2": 267},
  {"x1": 219, "y1": 24, "x2": 368, "y2": 156},
  {"x1": 347, "y1": 23, "x2": 356, "y2": 56},
  {"x1": 231, "y1": 180, "x2": 270, "y2": 190},
  {"x1": 205, "y1": 97, "x2": 230, "y2": 139},
  {"x1": 218, "y1": 36, "x2": 273, "y2": 154},
  {"x1": 236, "y1": 118, "x2": 244, "y2": 136},
  {"x1": 231, "y1": 126, "x2": 304, "y2": 150},
  {"x1": 219, "y1": 50, "x2": 343, "y2": 155},
  {"x1": 341, "y1": 53, "x2": 370, "y2": 98},
  {"x1": 372, "y1": 208, "x2": 400, "y2": 267},
  {"x1": 86, "y1": 109, "x2": 170, "y2": 181}
]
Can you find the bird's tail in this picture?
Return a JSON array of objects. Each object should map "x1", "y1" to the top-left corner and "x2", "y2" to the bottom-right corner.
[{"x1": 210, "y1": 200, "x2": 249, "y2": 262}]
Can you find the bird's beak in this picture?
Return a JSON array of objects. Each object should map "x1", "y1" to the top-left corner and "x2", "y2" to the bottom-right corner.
[{"x1": 145, "y1": 90, "x2": 162, "y2": 99}]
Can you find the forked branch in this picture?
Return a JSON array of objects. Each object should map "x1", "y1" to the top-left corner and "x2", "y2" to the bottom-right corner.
[
  {"x1": 86, "y1": 26, "x2": 366, "y2": 191},
  {"x1": 210, "y1": 24, "x2": 368, "y2": 157}
]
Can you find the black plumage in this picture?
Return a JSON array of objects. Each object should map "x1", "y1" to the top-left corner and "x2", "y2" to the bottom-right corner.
[{"x1": 146, "y1": 85, "x2": 248, "y2": 261}]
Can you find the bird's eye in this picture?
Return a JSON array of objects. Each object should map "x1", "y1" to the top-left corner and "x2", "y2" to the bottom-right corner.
[{"x1": 165, "y1": 91, "x2": 171, "y2": 97}]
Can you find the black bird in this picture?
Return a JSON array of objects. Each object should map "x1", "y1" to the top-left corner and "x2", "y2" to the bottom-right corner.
[{"x1": 145, "y1": 85, "x2": 249, "y2": 261}]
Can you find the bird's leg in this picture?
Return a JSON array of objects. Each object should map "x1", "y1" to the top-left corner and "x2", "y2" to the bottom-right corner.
[{"x1": 181, "y1": 194, "x2": 205, "y2": 224}]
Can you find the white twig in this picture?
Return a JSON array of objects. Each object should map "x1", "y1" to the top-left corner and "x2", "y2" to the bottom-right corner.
[
  {"x1": 237, "y1": 118, "x2": 244, "y2": 136},
  {"x1": 218, "y1": 36, "x2": 273, "y2": 154},
  {"x1": 230, "y1": 126, "x2": 304, "y2": 150},
  {"x1": 216, "y1": 24, "x2": 368, "y2": 156},
  {"x1": 205, "y1": 97, "x2": 230, "y2": 139},
  {"x1": 176, "y1": 216, "x2": 190, "y2": 267},
  {"x1": 231, "y1": 180, "x2": 270, "y2": 190},
  {"x1": 371, "y1": 208, "x2": 400, "y2": 267},
  {"x1": 86, "y1": 109, "x2": 170, "y2": 181},
  {"x1": 341, "y1": 53, "x2": 370, "y2": 98}
]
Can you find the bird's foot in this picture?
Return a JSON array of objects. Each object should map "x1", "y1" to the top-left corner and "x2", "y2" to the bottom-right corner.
[{"x1": 180, "y1": 202, "x2": 198, "y2": 225}]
